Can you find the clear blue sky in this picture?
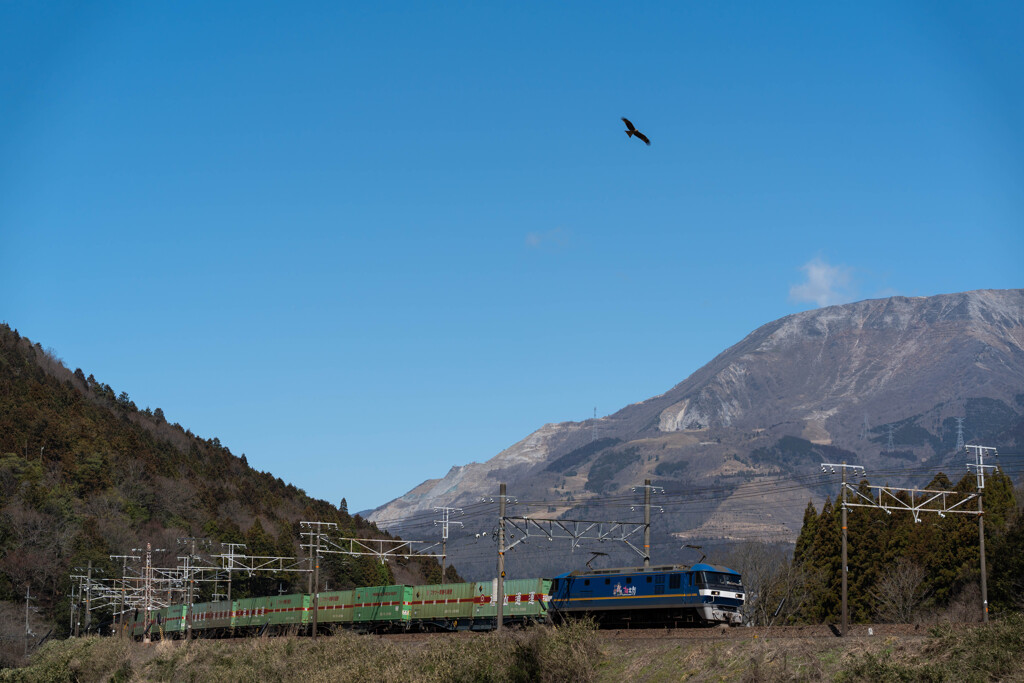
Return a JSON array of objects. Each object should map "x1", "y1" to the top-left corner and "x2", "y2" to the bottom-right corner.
[{"x1": 2, "y1": 2, "x2": 1021, "y2": 513}]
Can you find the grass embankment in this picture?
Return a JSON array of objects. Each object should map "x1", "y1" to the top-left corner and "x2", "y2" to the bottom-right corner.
[
  {"x1": 3, "y1": 614, "x2": 1022, "y2": 682},
  {"x1": 0, "y1": 620, "x2": 599, "y2": 683}
]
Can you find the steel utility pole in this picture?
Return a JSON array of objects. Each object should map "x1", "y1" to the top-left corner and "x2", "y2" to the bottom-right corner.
[
  {"x1": 631, "y1": 480, "x2": 662, "y2": 568},
  {"x1": 299, "y1": 521, "x2": 338, "y2": 639},
  {"x1": 433, "y1": 506, "x2": 463, "y2": 585},
  {"x1": 643, "y1": 479, "x2": 651, "y2": 568},
  {"x1": 313, "y1": 531, "x2": 321, "y2": 638},
  {"x1": 497, "y1": 483, "x2": 506, "y2": 632},
  {"x1": 967, "y1": 444, "x2": 997, "y2": 624},
  {"x1": 131, "y1": 543, "x2": 166, "y2": 643},
  {"x1": 84, "y1": 561, "x2": 93, "y2": 634},
  {"x1": 220, "y1": 542, "x2": 247, "y2": 605},
  {"x1": 70, "y1": 579, "x2": 79, "y2": 637},
  {"x1": 110, "y1": 554, "x2": 139, "y2": 639},
  {"x1": 821, "y1": 462, "x2": 864, "y2": 637},
  {"x1": 24, "y1": 584, "x2": 35, "y2": 657}
]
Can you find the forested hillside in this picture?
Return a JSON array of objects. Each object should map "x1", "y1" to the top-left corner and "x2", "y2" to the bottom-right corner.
[{"x1": 0, "y1": 323, "x2": 451, "y2": 658}]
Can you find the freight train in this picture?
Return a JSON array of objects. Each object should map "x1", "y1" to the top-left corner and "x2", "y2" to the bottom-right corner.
[{"x1": 127, "y1": 564, "x2": 744, "y2": 639}]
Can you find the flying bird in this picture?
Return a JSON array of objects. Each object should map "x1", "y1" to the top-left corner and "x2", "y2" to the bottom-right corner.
[{"x1": 621, "y1": 117, "x2": 650, "y2": 146}]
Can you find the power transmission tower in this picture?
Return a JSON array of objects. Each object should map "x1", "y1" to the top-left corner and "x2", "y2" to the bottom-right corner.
[
  {"x1": 859, "y1": 413, "x2": 869, "y2": 441},
  {"x1": 955, "y1": 418, "x2": 965, "y2": 452},
  {"x1": 433, "y1": 507, "x2": 463, "y2": 585},
  {"x1": 967, "y1": 444, "x2": 997, "y2": 624},
  {"x1": 592, "y1": 407, "x2": 597, "y2": 442},
  {"x1": 820, "y1": 462, "x2": 865, "y2": 638},
  {"x1": 886, "y1": 426, "x2": 895, "y2": 453}
]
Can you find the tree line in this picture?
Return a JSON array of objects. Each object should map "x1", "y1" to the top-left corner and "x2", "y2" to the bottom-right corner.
[{"x1": 724, "y1": 470, "x2": 1022, "y2": 625}]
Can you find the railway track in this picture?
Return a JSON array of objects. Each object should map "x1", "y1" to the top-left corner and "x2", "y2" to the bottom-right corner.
[{"x1": 380, "y1": 623, "x2": 930, "y2": 642}]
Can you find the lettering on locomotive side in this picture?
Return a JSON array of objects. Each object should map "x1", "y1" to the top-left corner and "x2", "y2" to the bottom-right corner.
[{"x1": 612, "y1": 583, "x2": 637, "y2": 597}]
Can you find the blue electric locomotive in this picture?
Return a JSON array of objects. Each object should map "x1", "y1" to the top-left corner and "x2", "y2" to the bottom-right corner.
[{"x1": 548, "y1": 562, "x2": 744, "y2": 627}]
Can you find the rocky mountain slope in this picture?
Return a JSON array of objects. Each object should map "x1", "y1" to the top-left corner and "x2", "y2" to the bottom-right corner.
[{"x1": 368, "y1": 290, "x2": 1024, "y2": 578}]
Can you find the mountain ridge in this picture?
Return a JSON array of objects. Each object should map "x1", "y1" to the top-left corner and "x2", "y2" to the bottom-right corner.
[{"x1": 367, "y1": 289, "x2": 1024, "y2": 577}]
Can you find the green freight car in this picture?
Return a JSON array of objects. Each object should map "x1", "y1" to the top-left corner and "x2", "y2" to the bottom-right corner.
[
  {"x1": 471, "y1": 578, "x2": 552, "y2": 628},
  {"x1": 266, "y1": 592, "x2": 310, "y2": 633},
  {"x1": 311, "y1": 589, "x2": 355, "y2": 628},
  {"x1": 409, "y1": 582, "x2": 477, "y2": 629},
  {"x1": 232, "y1": 596, "x2": 270, "y2": 632},
  {"x1": 162, "y1": 605, "x2": 188, "y2": 637},
  {"x1": 353, "y1": 584, "x2": 413, "y2": 631},
  {"x1": 190, "y1": 600, "x2": 234, "y2": 634}
]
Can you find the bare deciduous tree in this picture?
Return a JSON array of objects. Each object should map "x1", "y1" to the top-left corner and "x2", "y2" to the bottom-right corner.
[
  {"x1": 723, "y1": 542, "x2": 816, "y2": 626},
  {"x1": 875, "y1": 557, "x2": 927, "y2": 623}
]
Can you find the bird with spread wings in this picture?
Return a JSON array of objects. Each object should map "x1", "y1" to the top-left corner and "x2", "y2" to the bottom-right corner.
[{"x1": 621, "y1": 117, "x2": 650, "y2": 145}]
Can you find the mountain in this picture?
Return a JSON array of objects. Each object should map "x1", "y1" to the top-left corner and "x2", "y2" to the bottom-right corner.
[
  {"x1": 0, "y1": 323, "x2": 447, "y2": 658},
  {"x1": 368, "y1": 290, "x2": 1024, "y2": 578}
]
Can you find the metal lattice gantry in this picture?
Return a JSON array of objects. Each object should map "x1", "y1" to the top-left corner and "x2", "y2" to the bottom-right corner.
[
  {"x1": 502, "y1": 479, "x2": 663, "y2": 561},
  {"x1": 502, "y1": 516, "x2": 650, "y2": 558},
  {"x1": 300, "y1": 520, "x2": 445, "y2": 564},
  {"x1": 842, "y1": 483, "x2": 980, "y2": 523}
]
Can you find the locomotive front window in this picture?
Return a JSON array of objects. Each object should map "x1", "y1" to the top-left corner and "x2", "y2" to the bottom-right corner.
[{"x1": 698, "y1": 572, "x2": 742, "y2": 588}]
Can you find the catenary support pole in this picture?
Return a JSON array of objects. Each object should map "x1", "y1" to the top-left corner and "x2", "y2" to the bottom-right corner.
[
  {"x1": 85, "y1": 561, "x2": 93, "y2": 634},
  {"x1": 497, "y1": 483, "x2": 506, "y2": 631},
  {"x1": 312, "y1": 531, "x2": 321, "y2": 638},
  {"x1": 841, "y1": 463, "x2": 848, "y2": 638},
  {"x1": 643, "y1": 479, "x2": 651, "y2": 569},
  {"x1": 979, "y1": 491, "x2": 988, "y2": 623},
  {"x1": 967, "y1": 444, "x2": 996, "y2": 625}
]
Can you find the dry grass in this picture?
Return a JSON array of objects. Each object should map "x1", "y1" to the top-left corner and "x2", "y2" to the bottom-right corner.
[
  {"x1": 0, "y1": 619, "x2": 600, "y2": 683},
  {"x1": 4, "y1": 614, "x2": 1023, "y2": 683}
]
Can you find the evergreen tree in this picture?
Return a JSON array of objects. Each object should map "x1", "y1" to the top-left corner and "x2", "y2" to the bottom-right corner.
[{"x1": 793, "y1": 499, "x2": 818, "y2": 566}]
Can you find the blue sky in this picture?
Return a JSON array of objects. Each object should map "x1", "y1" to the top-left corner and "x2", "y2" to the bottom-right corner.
[{"x1": 2, "y1": 2, "x2": 1021, "y2": 513}]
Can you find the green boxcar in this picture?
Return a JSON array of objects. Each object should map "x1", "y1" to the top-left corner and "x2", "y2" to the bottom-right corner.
[
  {"x1": 232, "y1": 596, "x2": 270, "y2": 630},
  {"x1": 354, "y1": 585, "x2": 413, "y2": 625},
  {"x1": 312, "y1": 589, "x2": 355, "y2": 625},
  {"x1": 191, "y1": 600, "x2": 234, "y2": 633},
  {"x1": 162, "y1": 605, "x2": 188, "y2": 635},
  {"x1": 473, "y1": 578, "x2": 551, "y2": 623},
  {"x1": 130, "y1": 609, "x2": 147, "y2": 639},
  {"x1": 267, "y1": 593, "x2": 310, "y2": 627},
  {"x1": 410, "y1": 582, "x2": 476, "y2": 623}
]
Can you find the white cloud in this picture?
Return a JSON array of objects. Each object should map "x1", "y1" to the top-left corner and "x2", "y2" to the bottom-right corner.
[
  {"x1": 789, "y1": 257, "x2": 856, "y2": 307},
  {"x1": 525, "y1": 227, "x2": 569, "y2": 250}
]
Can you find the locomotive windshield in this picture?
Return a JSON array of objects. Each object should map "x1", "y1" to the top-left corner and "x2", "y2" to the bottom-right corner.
[{"x1": 697, "y1": 572, "x2": 742, "y2": 589}]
